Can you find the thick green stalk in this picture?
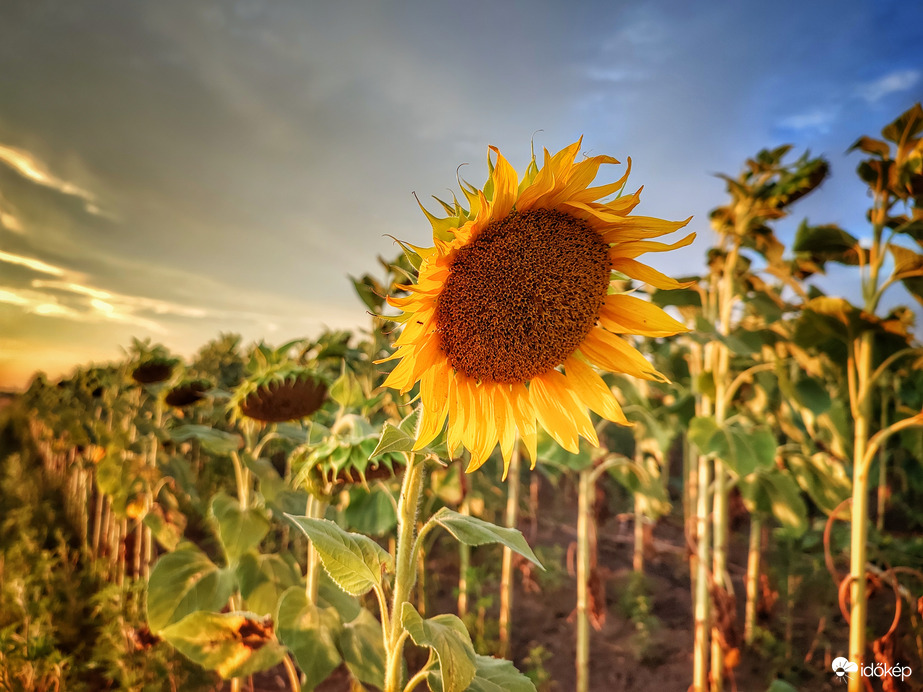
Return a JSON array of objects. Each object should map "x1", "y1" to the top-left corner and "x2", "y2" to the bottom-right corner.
[
  {"x1": 457, "y1": 498, "x2": 470, "y2": 619},
  {"x1": 692, "y1": 451, "x2": 711, "y2": 692},
  {"x1": 498, "y1": 443, "x2": 521, "y2": 659},
  {"x1": 743, "y1": 514, "x2": 761, "y2": 645},
  {"x1": 848, "y1": 333, "x2": 873, "y2": 692},
  {"x1": 384, "y1": 456, "x2": 426, "y2": 692},
  {"x1": 305, "y1": 494, "x2": 327, "y2": 603},
  {"x1": 576, "y1": 468, "x2": 592, "y2": 692}
]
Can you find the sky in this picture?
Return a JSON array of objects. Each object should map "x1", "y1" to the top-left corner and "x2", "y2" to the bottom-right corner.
[{"x1": 1, "y1": 0, "x2": 922, "y2": 390}]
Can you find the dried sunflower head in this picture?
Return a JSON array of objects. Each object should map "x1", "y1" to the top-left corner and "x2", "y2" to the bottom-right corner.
[
  {"x1": 131, "y1": 357, "x2": 179, "y2": 385},
  {"x1": 239, "y1": 374, "x2": 327, "y2": 423},
  {"x1": 165, "y1": 379, "x2": 211, "y2": 408}
]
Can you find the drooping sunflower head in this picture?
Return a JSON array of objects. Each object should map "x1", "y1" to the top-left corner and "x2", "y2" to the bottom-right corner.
[
  {"x1": 381, "y1": 139, "x2": 693, "y2": 477},
  {"x1": 165, "y1": 379, "x2": 212, "y2": 408},
  {"x1": 232, "y1": 373, "x2": 328, "y2": 423},
  {"x1": 131, "y1": 357, "x2": 178, "y2": 385}
]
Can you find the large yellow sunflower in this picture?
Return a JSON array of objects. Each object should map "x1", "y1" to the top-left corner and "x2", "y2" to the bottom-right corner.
[{"x1": 382, "y1": 139, "x2": 693, "y2": 477}]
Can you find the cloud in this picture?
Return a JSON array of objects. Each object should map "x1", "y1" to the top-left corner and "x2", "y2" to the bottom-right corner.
[
  {"x1": 856, "y1": 69, "x2": 921, "y2": 103},
  {"x1": 777, "y1": 107, "x2": 839, "y2": 134},
  {"x1": 0, "y1": 249, "x2": 68, "y2": 277},
  {"x1": 0, "y1": 143, "x2": 110, "y2": 218}
]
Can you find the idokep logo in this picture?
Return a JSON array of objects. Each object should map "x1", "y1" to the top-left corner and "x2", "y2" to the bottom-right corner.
[{"x1": 831, "y1": 656, "x2": 912, "y2": 684}]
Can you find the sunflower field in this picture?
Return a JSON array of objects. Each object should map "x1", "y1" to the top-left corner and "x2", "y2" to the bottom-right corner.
[{"x1": 2, "y1": 103, "x2": 923, "y2": 692}]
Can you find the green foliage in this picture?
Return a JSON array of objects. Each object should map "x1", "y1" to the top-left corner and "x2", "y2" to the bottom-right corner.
[{"x1": 286, "y1": 516, "x2": 393, "y2": 596}]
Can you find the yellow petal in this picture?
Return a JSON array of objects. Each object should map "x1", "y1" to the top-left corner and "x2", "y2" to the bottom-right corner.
[
  {"x1": 563, "y1": 356, "x2": 629, "y2": 424},
  {"x1": 610, "y1": 258, "x2": 696, "y2": 290},
  {"x1": 598, "y1": 294, "x2": 689, "y2": 337},
  {"x1": 466, "y1": 381, "x2": 498, "y2": 472},
  {"x1": 569, "y1": 157, "x2": 632, "y2": 205},
  {"x1": 504, "y1": 383, "x2": 537, "y2": 468},
  {"x1": 413, "y1": 362, "x2": 450, "y2": 450},
  {"x1": 599, "y1": 215, "x2": 692, "y2": 242},
  {"x1": 485, "y1": 147, "x2": 519, "y2": 225},
  {"x1": 530, "y1": 373, "x2": 580, "y2": 453},
  {"x1": 608, "y1": 232, "x2": 696, "y2": 260},
  {"x1": 543, "y1": 154, "x2": 620, "y2": 208},
  {"x1": 539, "y1": 369, "x2": 599, "y2": 447},
  {"x1": 580, "y1": 328, "x2": 668, "y2": 382}
]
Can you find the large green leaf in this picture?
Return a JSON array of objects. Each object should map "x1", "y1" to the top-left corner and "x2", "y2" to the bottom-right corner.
[
  {"x1": 429, "y1": 654, "x2": 537, "y2": 692},
  {"x1": 339, "y1": 607, "x2": 387, "y2": 689},
  {"x1": 370, "y1": 420, "x2": 416, "y2": 457},
  {"x1": 285, "y1": 516, "x2": 393, "y2": 596},
  {"x1": 430, "y1": 508, "x2": 543, "y2": 568},
  {"x1": 236, "y1": 552, "x2": 302, "y2": 617},
  {"x1": 210, "y1": 494, "x2": 271, "y2": 563},
  {"x1": 688, "y1": 416, "x2": 776, "y2": 478},
  {"x1": 739, "y1": 470, "x2": 807, "y2": 536},
  {"x1": 401, "y1": 603, "x2": 477, "y2": 692},
  {"x1": 147, "y1": 545, "x2": 236, "y2": 633},
  {"x1": 249, "y1": 456, "x2": 310, "y2": 516},
  {"x1": 786, "y1": 453, "x2": 851, "y2": 515},
  {"x1": 343, "y1": 486, "x2": 398, "y2": 537},
  {"x1": 276, "y1": 587, "x2": 342, "y2": 689},
  {"x1": 160, "y1": 611, "x2": 286, "y2": 679},
  {"x1": 792, "y1": 222, "x2": 861, "y2": 265},
  {"x1": 170, "y1": 424, "x2": 241, "y2": 456}
]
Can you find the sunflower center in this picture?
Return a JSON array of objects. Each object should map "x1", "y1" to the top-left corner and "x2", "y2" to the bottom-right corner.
[{"x1": 436, "y1": 209, "x2": 610, "y2": 383}]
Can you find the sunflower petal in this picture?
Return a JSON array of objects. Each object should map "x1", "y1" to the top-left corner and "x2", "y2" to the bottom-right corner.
[
  {"x1": 530, "y1": 374, "x2": 580, "y2": 453},
  {"x1": 486, "y1": 147, "x2": 519, "y2": 225},
  {"x1": 505, "y1": 383, "x2": 537, "y2": 468},
  {"x1": 598, "y1": 294, "x2": 689, "y2": 337},
  {"x1": 609, "y1": 232, "x2": 697, "y2": 260},
  {"x1": 600, "y1": 215, "x2": 692, "y2": 242},
  {"x1": 580, "y1": 328, "x2": 668, "y2": 382},
  {"x1": 610, "y1": 258, "x2": 696, "y2": 290},
  {"x1": 563, "y1": 356, "x2": 629, "y2": 424},
  {"x1": 414, "y1": 362, "x2": 450, "y2": 449}
]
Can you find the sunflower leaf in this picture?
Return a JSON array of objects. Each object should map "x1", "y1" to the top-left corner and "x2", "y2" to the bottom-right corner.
[
  {"x1": 159, "y1": 611, "x2": 286, "y2": 679},
  {"x1": 428, "y1": 654, "x2": 537, "y2": 692},
  {"x1": 429, "y1": 508, "x2": 543, "y2": 568},
  {"x1": 285, "y1": 516, "x2": 393, "y2": 595},
  {"x1": 401, "y1": 604, "x2": 477, "y2": 692},
  {"x1": 276, "y1": 587, "x2": 343, "y2": 689},
  {"x1": 170, "y1": 424, "x2": 241, "y2": 456},
  {"x1": 146, "y1": 545, "x2": 236, "y2": 633},
  {"x1": 370, "y1": 421, "x2": 416, "y2": 457}
]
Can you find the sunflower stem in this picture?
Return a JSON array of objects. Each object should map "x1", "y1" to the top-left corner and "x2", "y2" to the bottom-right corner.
[
  {"x1": 384, "y1": 454, "x2": 426, "y2": 692},
  {"x1": 305, "y1": 494, "x2": 326, "y2": 603},
  {"x1": 576, "y1": 466, "x2": 593, "y2": 692},
  {"x1": 498, "y1": 441, "x2": 521, "y2": 660},
  {"x1": 743, "y1": 514, "x2": 761, "y2": 646}
]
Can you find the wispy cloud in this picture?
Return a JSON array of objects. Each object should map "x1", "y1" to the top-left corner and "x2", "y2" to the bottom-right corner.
[
  {"x1": 856, "y1": 69, "x2": 921, "y2": 104},
  {"x1": 777, "y1": 107, "x2": 839, "y2": 134},
  {"x1": 0, "y1": 250, "x2": 68, "y2": 277},
  {"x1": 0, "y1": 143, "x2": 111, "y2": 218}
]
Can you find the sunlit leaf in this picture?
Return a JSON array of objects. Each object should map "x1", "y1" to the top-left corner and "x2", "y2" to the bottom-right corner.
[
  {"x1": 285, "y1": 516, "x2": 393, "y2": 595},
  {"x1": 339, "y1": 607, "x2": 388, "y2": 689},
  {"x1": 402, "y1": 603, "x2": 477, "y2": 692},
  {"x1": 147, "y1": 545, "x2": 236, "y2": 632},
  {"x1": 276, "y1": 587, "x2": 342, "y2": 689},
  {"x1": 210, "y1": 494, "x2": 271, "y2": 563},
  {"x1": 430, "y1": 507, "x2": 543, "y2": 568},
  {"x1": 160, "y1": 611, "x2": 285, "y2": 679}
]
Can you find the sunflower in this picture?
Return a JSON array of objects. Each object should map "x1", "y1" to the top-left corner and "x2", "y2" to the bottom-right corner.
[{"x1": 381, "y1": 139, "x2": 693, "y2": 478}]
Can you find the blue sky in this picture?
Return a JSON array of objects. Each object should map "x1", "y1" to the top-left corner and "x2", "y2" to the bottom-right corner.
[{"x1": 1, "y1": 0, "x2": 921, "y2": 389}]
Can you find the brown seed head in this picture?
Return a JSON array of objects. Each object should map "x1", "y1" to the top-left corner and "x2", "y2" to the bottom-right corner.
[{"x1": 436, "y1": 209, "x2": 610, "y2": 383}]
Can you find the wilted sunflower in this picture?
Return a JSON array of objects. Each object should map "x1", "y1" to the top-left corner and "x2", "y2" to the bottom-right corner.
[
  {"x1": 382, "y1": 139, "x2": 693, "y2": 477},
  {"x1": 131, "y1": 357, "x2": 178, "y2": 385},
  {"x1": 164, "y1": 379, "x2": 211, "y2": 408}
]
